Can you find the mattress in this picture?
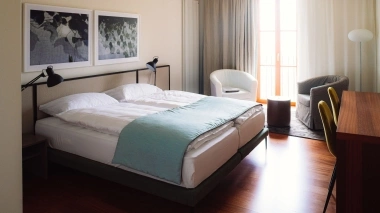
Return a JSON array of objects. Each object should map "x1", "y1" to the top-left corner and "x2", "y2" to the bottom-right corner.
[
  {"x1": 235, "y1": 106, "x2": 265, "y2": 148},
  {"x1": 36, "y1": 117, "x2": 239, "y2": 188}
]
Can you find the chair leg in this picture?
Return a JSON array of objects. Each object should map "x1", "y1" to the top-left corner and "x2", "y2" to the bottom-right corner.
[
  {"x1": 323, "y1": 162, "x2": 337, "y2": 213},
  {"x1": 265, "y1": 136, "x2": 267, "y2": 150}
]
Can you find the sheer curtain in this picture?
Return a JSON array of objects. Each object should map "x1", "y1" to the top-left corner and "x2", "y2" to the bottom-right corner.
[
  {"x1": 199, "y1": 0, "x2": 259, "y2": 95},
  {"x1": 297, "y1": 0, "x2": 376, "y2": 92}
]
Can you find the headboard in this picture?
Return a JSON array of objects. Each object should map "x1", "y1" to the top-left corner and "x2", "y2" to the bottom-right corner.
[{"x1": 22, "y1": 65, "x2": 170, "y2": 134}]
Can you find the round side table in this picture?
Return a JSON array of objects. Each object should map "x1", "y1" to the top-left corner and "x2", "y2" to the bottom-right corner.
[{"x1": 267, "y1": 96, "x2": 291, "y2": 127}]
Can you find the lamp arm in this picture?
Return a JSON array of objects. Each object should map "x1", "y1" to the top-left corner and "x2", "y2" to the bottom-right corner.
[{"x1": 21, "y1": 73, "x2": 44, "y2": 91}]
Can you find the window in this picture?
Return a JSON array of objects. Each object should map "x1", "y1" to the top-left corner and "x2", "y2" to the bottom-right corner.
[{"x1": 258, "y1": 0, "x2": 297, "y2": 104}]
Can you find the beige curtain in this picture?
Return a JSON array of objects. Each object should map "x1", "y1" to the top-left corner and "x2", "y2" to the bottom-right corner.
[
  {"x1": 297, "y1": 0, "x2": 376, "y2": 92},
  {"x1": 199, "y1": 0, "x2": 258, "y2": 95}
]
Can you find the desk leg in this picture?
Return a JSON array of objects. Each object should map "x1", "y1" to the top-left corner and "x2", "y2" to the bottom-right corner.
[{"x1": 337, "y1": 139, "x2": 362, "y2": 213}]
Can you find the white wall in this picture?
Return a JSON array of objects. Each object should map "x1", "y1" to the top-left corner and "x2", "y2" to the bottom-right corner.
[
  {"x1": 0, "y1": 0, "x2": 183, "y2": 212},
  {"x1": 0, "y1": 1, "x2": 23, "y2": 212},
  {"x1": 21, "y1": 0, "x2": 183, "y2": 90}
]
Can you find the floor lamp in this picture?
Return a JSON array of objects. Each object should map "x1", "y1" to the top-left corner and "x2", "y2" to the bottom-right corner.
[{"x1": 348, "y1": 29, "x2": 373, "y2": 92}]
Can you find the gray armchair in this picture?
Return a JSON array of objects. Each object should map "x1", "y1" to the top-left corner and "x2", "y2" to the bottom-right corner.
[{"x1": 296, "y1": 75, "x2": 349, "y2": 130}]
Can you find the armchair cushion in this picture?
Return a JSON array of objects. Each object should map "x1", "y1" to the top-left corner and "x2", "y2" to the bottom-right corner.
[
  {"x1": 210, "y1": 69, "x2": 258, "y2": 101},
  {"x1": 297, "y1": 94, "x2": 310, "y2": 107},
  {"x1": 221, "y1": 89, "x2": 252, "y2": 100}
]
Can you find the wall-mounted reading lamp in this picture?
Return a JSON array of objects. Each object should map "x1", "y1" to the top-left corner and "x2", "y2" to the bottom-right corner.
[
  {"x1": 21, "y1": 65, "x2": 64, "y2": 91},
  {"x1": 146, "y1": 56, "x2": 159, "y2": 85}
]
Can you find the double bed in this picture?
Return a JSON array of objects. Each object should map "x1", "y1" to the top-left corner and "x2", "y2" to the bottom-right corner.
[{"x1": 23, "y1": 65, "x2": 268, "y2": 206}]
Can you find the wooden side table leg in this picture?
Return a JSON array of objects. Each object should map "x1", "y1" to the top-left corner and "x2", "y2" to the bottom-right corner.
[{"x1": 41, "y1": 141, "x2": 48, "y2": 179}]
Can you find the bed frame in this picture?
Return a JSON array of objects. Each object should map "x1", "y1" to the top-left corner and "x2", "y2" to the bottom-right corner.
[{"x1": 22, "y1": 65, "x2": 268, "y2": 207}]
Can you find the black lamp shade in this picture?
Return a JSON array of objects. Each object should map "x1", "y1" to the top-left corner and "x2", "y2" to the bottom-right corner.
[
  {"x1": 146, "y1": 58, "x2": 158, "y2": 71},
  {"x1": 47, "y1": 74, "x2": 64, "y2": 87},
  {"x1": 22, "y1": 66, "x2": 64, "y2": 91},
  {"x1": 46, "y1": 66, "x2": 64, "y2": 87}
]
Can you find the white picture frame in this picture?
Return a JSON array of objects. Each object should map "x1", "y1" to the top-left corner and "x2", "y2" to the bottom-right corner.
[
  {"x1": 23, "y1": 3, "x2": 92, "y2": 72},
  {"x1": 94, "y1": 10, "x2": 140, "y2": 66}
]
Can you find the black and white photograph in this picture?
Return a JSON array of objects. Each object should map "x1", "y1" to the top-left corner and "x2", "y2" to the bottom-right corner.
[
  {"x1": 95, "y1": 11, "x2": 139, "y2": 65},
  {"x1": 24, "y1": 4, "x2": 92, "y2": 72}
]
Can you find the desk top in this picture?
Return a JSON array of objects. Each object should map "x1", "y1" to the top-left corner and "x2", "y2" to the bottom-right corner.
[{"x1": 337, "y1": 91, "x2": 380, "y2": 142}]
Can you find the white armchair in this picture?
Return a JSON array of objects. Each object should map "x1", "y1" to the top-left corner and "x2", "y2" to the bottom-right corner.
[{"x1": 210, "y1": 69, "x2": 258, "y2": 101}]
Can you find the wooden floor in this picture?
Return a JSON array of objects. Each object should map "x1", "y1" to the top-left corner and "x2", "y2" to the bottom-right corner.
[{"x1": 23, "y1": 133, "x2": 336, "y2": 213}]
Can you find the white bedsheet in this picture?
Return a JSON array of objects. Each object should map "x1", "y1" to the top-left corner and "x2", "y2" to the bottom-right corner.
[
  {"x1": 55, "y1": 91, "x2": 207, "y2": 137},
  {"x1": 56, "y1": 102, "x2": 234, "y2": 151},
  {"x1": 56, "y1": 90, "x2": 263, "y2": 151}
]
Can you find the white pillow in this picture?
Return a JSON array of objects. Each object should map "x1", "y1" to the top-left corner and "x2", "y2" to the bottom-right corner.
[
  {"x1": 103, "y1": 83, "x2": 163, "y2": 102},
  {"x1": 39, "y1": 93, "x2": 119, "y2": 116}
]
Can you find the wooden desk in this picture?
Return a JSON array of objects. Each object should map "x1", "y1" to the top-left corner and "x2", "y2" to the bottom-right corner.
[{"x1": 336, "y1": 91, "x2": 380, "y2": 213}]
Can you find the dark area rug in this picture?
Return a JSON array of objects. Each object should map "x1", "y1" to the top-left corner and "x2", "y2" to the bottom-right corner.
[{"x1": 264, "y1": 108, "x2": 325, "y2": 141}]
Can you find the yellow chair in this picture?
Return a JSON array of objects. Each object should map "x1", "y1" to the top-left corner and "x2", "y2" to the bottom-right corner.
[
  {"x1": 318, "y1": 101, "x2": 337, "y2": 213},
  {"x1": 327, "y1": 87, "x2": 340, "y2": 125}
]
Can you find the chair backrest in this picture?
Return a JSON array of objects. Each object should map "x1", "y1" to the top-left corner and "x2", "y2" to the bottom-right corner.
[
  {"x1": 328, "y1": 87, "x2": 340, "y2": 125},
  {"x1": 210, "y1": 69, "x2": 253, "y2": 87},
  {"x1": 318, "y1": 101, "x2": 337, "y2": 157},
  {"x1": 210, "y1": 69, "x2": 257, "y2": 101}
]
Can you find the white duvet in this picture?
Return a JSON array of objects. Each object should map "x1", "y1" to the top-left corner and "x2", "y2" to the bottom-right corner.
[{"x1": 55, "y1": 90, "x2": 259, "y2": 151}]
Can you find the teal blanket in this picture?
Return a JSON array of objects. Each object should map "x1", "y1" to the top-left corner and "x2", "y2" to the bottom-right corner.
[{"x1": 112, "y1": 96, "x2": 258, "y2": 184}]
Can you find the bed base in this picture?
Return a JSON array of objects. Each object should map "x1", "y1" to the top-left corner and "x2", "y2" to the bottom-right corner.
[{"x1": 48, "y1": 127, "x2": 268, "y2": 207}]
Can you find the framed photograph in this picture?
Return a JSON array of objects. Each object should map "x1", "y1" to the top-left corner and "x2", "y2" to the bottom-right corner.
[
  {"x1": 24, "y1": 4, "x2": 92, "y2": 72},
  {"x1": 94, "y1": 10, "x2": 140, "y2": 65}
]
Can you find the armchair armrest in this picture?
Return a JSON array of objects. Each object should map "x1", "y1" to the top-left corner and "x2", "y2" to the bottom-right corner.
[
  {"x1": 210, "y1": 74, "x2": 223, "y2": 97},
  {"x1": 310, "y1": 84, "x2": 331, "y2": 97},
  {"x1": 298, "y1": 76, "x2": 329, "y2": 94},
  {"x1": 238, "y1": 73, "x2": 257, "y2": 93}
]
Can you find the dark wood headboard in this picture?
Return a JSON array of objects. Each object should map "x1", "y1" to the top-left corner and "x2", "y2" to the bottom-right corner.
[{"x1": 22, "y1": 65, "x2": 170, "y2": 134}]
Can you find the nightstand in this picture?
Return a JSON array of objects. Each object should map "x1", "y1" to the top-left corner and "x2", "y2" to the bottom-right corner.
[{"x1": 22, "y1": 134, "x2": 48, "y2": 179}]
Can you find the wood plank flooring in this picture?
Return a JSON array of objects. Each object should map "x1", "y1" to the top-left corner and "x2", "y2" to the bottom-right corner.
[{"x1": 23, "y1": 133, "x2": 336, "y2": 213}]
